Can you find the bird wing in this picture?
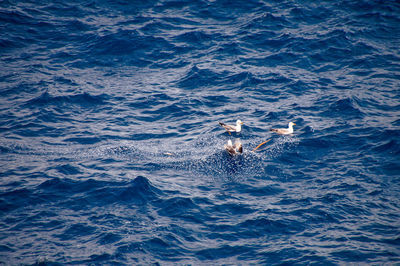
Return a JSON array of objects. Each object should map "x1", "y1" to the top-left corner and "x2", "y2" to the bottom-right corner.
[
  {"x1": 219, "y1": 122, "x2": 235, "y2": 132},
  {"x1": 270, "y1": 128, "x2": 289, "y2": 135},
  {"x1": 224, "y1": 144, "x2": 236, "y2": 155}
]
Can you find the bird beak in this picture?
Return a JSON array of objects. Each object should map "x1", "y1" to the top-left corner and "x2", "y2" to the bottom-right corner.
[
  {"x1": 241, "y1": 122, "x2": 244, "y2": 125},
  {"x1": 293, "y1": 123, "x2": 296, "y2": 125}
]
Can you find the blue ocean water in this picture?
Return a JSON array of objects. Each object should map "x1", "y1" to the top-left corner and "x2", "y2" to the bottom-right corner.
[{"x1": 1, "y1": 0, "x2": 400, "y2": 264}]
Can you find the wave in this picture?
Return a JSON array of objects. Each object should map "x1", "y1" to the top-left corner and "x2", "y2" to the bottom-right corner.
[
  {"x1": 24, "y1": 91, "x2": 108, "y2": 108},
  {"x1": 177, "y1": 65, "x2": 221, "y2": 89},
  {"x1": 322, "y1": 97, "x2": 365, "y2": 119},
  {"x1": 1, "y1": 0, "x2": 400, "y2": 264}
]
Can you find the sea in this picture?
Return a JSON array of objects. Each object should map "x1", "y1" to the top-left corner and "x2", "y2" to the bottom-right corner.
[{"x1": 1, "y1": 0, "x2": 400, "y2": 264}]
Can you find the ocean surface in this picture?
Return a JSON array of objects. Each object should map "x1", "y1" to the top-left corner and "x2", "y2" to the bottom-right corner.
[{"x1": 1, "y1": 0, "x2": 400, "y2": 264}]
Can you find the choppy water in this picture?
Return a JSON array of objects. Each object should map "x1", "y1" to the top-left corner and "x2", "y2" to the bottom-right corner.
[{"x1": 1, "y1": 0, "x2": 400, "y2": 264}]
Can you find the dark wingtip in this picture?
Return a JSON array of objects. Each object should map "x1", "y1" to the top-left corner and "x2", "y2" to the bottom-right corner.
[{"x1": 238, "y1": 145, "x2": 243, "y2": 153}]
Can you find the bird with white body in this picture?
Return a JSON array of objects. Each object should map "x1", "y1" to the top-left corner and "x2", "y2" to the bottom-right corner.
[
  {"x1": 270, "y1": 122, "x2": 296, "y2": 135},
  {"x1": 219, "y1": 119, "x2": 243, "y2": 134}
]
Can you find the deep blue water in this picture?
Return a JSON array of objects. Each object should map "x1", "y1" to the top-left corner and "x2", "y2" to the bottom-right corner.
[{"x1": 1, "y1": 0, "x2": 400, "y2": 264}]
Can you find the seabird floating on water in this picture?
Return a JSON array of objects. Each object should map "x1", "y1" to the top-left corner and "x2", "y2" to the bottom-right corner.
[
  {"x1": 270, "y1": 122, "x2": 296, "y2": 135},
  {"x1": 219, "y1": 120, "x2": 243, "y2": 134},
  {"x1": 224, "y1": 139, "x2": 243, "y2": 156}
]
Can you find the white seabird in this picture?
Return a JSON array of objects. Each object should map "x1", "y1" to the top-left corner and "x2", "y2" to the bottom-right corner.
[
  {"x1": 270, "y1": 122, "x2": 296, "y2": 135},
  {"x1": 219, "y1": 120, "x2": 243, "y2": 134},
  {"x1": 224, "y1": 139, "x2": 243, "y2": 156}
]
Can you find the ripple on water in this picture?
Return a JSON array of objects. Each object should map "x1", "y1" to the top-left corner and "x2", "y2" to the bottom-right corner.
[{"x1": 1, "y1": 0, "x2": 400, "y2": 264}]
